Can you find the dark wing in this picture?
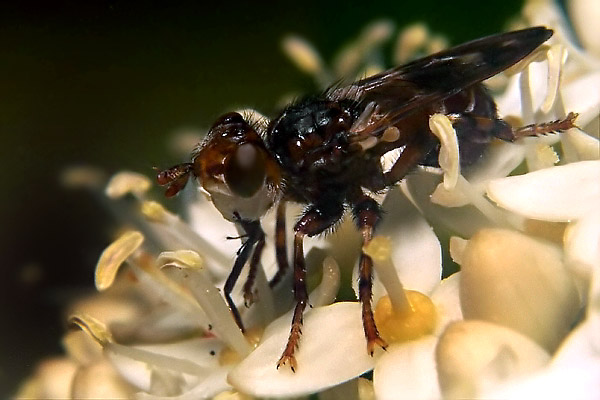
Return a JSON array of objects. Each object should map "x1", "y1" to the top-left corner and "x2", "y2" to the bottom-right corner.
[{"x1": 327, "y1": 26, "x2": 553, "y2": 137}]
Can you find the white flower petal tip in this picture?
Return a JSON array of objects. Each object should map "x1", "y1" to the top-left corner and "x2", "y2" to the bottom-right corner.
[
  {"x1": 436, "y1": 320, "x2": 551, "y2": 399},
  {"x1": 95, "y1": 230, "x2": 144, "y2": 291},
  {"x1": 105, "y1": 171, "x2": 152, "y2": 199},
  {"x1": 373, "y1": 336, "x2": 440, "y2": 400},
  {"x1": 487, "y1": 160, "x2": 600, "y2": 222},
  {"x1": 430, "y1": 272, "x2": 463, "y2": 335},
  {"x1": 459, "y1": 229, "x2": 580, "y2": 351},
  {"x1": 228, "y1": 302, "x2": 375, "y2": 397}
]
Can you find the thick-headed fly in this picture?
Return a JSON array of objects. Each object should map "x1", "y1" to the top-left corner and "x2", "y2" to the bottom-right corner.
[{"x1": 157, "y1": 26, "x2": 577, "y2": 371}]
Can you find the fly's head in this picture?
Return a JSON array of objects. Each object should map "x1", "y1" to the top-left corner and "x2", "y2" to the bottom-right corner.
[{"x1": 158, "y1": 112, "x2": 281, "y2": 221}]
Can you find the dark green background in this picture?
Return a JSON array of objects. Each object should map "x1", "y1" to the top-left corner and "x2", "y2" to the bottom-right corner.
[{"x1": 0, "y1": 0, "x2": 525, "y2": 395}]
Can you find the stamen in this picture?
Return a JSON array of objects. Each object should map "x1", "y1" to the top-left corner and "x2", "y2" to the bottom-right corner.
[
  {"x1": 158, "y1": 250, "x2": 252, "y2": 357},
  {"x1": 381, "y1": 126, "x2": 400, "y2": 143},
  {"x1": 363, "y1": 237, "x2": 410, "y2": 314},
  {"x1": 519, "y1": 65, "x2": 535, "y2": 124},
  {"x1": 426, "y1": 35, "x2": 448, "y2": 54},
  {"x1": 358, "y1": 136, "x2": 379, "y2": 151},
  {"x1": 60, "y1": 166, "x2": 106, "y2": 190},
  {"x1": 309, "y1": 257, "x2": 341, "y2": 308},
  {"x1": 105, "y1": 171, "x2": 152, "y2": 200},
  {"x1": 106, "y1": 343, "x2": 209, "y2": 376},
  {"x1": 429, "y1": 114, "x2": 460, "y2": 190},
  {"x1": 95, "y1": 230, "x2": 144, "y2": 291},
  {"x1": 365, "y1": 238, "x2": 437, "y2": 344},
  {"x1": 454, "y1": 176, "x2": 524, "y2": 230},
  {"x1": 541, "y1": 44, "x2": 568, "y2": 114},
  {"x1": 141, "y1": 200, "x2": 231, "y2": 268},
  {"x1": 69, "y1": 313, "x2": 113, "y2": 346},
  {"x1": 334, "y1": 20, "x2": 394, "y2": 77},
  {"x1": 282, "y1": 36, "x2": 330, "y2": 87},
  {"x1": 394, "y1": 23, "x2": 428, "y2": 64},
  {"x1": 128, "y1": 254, "x2": 210, "y2": 323}
]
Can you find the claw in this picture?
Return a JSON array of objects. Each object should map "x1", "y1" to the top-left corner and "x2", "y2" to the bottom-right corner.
[
  {"x1": 367, "y1": 336, "x2": 388, "y2": 356},
  {"x1": 276, "y1": 354, "x2": 297, "y2": 373}
]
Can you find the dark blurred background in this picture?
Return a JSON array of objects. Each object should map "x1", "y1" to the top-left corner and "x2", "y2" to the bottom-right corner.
[{"x1": 0, "y1": 0, "x2": 523, "y2": 395}]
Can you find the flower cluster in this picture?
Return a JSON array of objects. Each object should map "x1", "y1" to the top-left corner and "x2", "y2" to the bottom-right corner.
[{"x1": 17, "y1": 0, "x2": 599, "y2": 398}]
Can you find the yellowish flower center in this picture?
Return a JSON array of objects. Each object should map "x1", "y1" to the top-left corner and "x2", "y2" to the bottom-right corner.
[
  {"x1": 374, "y1": 290, "x2": 436, "y2": 344},
  {"x1": 219, "y1": 327, "x2": 263, "y2": 366}
]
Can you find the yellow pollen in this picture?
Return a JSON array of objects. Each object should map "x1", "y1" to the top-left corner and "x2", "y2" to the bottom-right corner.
[{"x1": 374, "y1": 290, "x2": 436, "y2": 343}]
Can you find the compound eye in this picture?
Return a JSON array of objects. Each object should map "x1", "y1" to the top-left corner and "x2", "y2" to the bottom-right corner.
[
  {"x1": 213, "y1": 112, "x2": 246, "y2": 127},
  {"x1": 225, "y1": 143, "x2": 267, "y2": 198}
]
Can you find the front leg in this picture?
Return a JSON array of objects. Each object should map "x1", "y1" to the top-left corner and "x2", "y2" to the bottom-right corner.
[
  {"x1": 269, "y1": 200, "x2": 289, "y2": 288},
  {"x1": 224, "y1": 214, "x2": 265, "y2": 332},
  {"x1": 277, "y1": 203, "x2": 344, "y2": 372}
]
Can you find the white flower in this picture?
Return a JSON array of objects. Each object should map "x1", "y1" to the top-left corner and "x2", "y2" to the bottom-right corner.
[
  {"x1": 228, "y1": 186, "x2": 463, "y2": 399},
  {"x1": 17, "y1": 0, "x2": 600, "y2": 398}
]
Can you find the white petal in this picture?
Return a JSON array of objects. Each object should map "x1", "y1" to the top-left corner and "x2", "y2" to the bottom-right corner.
[
  {"x1": 228, "y1": 302, "x2": 375, "y2": 397},
  {"x1": 430, "y1": 272, "x2": 463, "y2": 336},
  {"x1": 553, "y1": 268, "x2": 600, "y2": 367},
  {"x1": 483, "y1": 360, "x2": 600, "y2": 400},
  {"x1": 561, "y1": 128, "x2": 600, "y2": 163},
  {"x1": 436, "y1": 320, "x2": 551, "y2": 399},
  {"x1": 496, "y1": 60, "x2": 548, "y2": 119},
  {"x1": 564, "y1": 210, "x2": 600, "y2": 300},
  {"x1": 487, "y1": 160, "x2": 600, "y2": 222},
  {"x1": 134, "y1": 337, "x2": 225, "y2": 369},
  {"x1": 136, "y1": 368, "x2": 232, "y2": 400},
  {"x1": 569, "y1": 0, "x2": 600, "y2": 55},
  {"x1": 376, "y1": 186, "x2": 442, "y2": 295},
  {"x1": 552, "y1": 312, "x2": 600, "y2": 368},
  {"x1": 373, "y1": 336, "x2": 440, "y2": 400},
  {"x1": 185, "y1": 193, "x2": 239, "y2": 273},
  {"x1": 318, "y1": 378, "x2": 360, "y2": 400},
  {"x1": 459, "y1": 229, "x2": 580, "y2": 351},
  {"x1": 562, "y1": 71, "x2": 600, "y2": 128}
]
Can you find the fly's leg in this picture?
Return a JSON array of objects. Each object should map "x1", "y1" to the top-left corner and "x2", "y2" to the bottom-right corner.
[
  {"x1": 277, "y1": 203, "x2": 344, "y2": 372},
  {"x1": 224, "y1": 214, "x2": 265, "y2": 332},
  {"x1": 444, "y1": 112, "x2": 579, "y2": 166},
  {"x1": 241, "y1": 224, "x2": 265, "y2": 307},
  {"x1": 276, "y1": 232, "x2": 307, "y2": 373},
  {"x1": 269, "y1": 200, "x2": 289, "y2": 288},
  {"x1": 352, "y1": 194, "x2": 388, "y2": 355},
  {"x1": 507, "y1": 112, "x2": 578, "y2": 140}
]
